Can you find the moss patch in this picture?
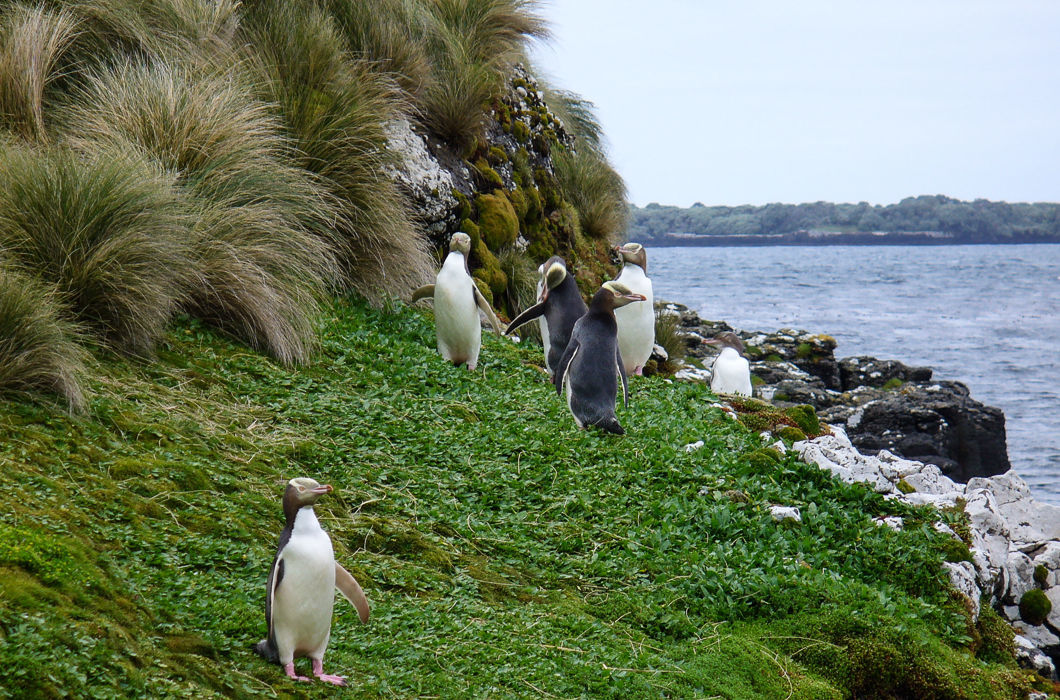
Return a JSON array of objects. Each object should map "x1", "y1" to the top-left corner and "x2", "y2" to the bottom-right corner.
[
  {"x1": 1018, "y1": 589, "x2": 1052, "y2": 626},
  {"x1": 475, "y1": 192, "x2": 519, "y2": 250}
]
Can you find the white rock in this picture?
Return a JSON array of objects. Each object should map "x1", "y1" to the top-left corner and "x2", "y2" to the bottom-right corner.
[
  {"x1": 873, "y1": 516, "x2": 904, "y2": 531},
  {"x1": 769, "y1": 440, "x2": 788, "y2": 454},
  {"x1": 1003, "y1": 550, "x2": 1036, "y2": 604},
  {"x1": 895, "y1": 491, "x2": 963, "y2": 508},
  {"x1": 1047, "y1": 586, "x2": 1060, "y2": 630},
  {"x1": 796, "y1": 435, "x2": 893, "y2": 494},
  {"x1": 683, "y1": 440, "x2": 704, "y2": 453},
  {"x1": 968, "y1": 471, "x2": 1060, "y2": 545},
  {"x1": 1014, "y1": 621, "x2": 1060, "y2": 649},
  {"x1": 382, "y1": 118, "x2": 458, "y2": 232},
  {"x1": 770, "y1": 506, "x2": 801, "y2": 523},
  {"x1": 675, "y1": 366, "x2": 712, "y2": 383},
  {"x1": 943, "y1": 561, "x2": 981, "y2": 620},
  {"x1": 652, "y1": 343, "x2": 668, "y2": 361},
  {"x1": 969, "y1": 527, "x2": 1010, "y2": 589},
  {"x1": 1031, "y1": 542, "x2": 1060, "y2": 588},
  {"x1": 1014, "y1": 634, "x2": 1057, "y2": 678}
]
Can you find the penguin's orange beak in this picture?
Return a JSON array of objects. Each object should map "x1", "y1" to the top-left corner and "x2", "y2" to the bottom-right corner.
[
  {"x1": 312, "y1": 484, "x2": 333, "y2": 495},
  {"x1": 623, "y1": 293, "x2": 646, "y2": 303}
]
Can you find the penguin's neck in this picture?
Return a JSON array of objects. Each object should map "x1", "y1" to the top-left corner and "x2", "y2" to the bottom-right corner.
[
  {"x1": 292, "y1": 506, "x2": 322, "y2": 535},
  {"x1": 719, "y1": 346, "x2": 741, "y2": 360},
  {"x1": 621, "y1": 262, "x2": 647, "y2": 280},
  {"x1": 442, "y1": 251, "x2": 469, "y2": 276}
]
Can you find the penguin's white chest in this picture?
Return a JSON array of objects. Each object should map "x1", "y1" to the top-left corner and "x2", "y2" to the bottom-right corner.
[
  {"x1": 710, "y1": 347, "x2": 752, "y2": 396},
  {"x1": 535, "y1": 276, "x2": 551, "y2": 371},
  {"x1": 434, "y1": 254, "x2": 480, "y2": 366},
  {"x1": 274, "y1": 511, "x2": 336, "y2": 659},
  {"x1": 613, "y1": 265, "x2": 654, "y2": 372}
]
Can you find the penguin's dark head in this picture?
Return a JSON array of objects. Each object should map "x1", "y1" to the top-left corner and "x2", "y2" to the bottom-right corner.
[
  {"x1": 601, "y1": 280, "x2": 646, "y2": 309},
  {"x1": 704, "y1": 331, "x2": 745, "y2": 354},
  {"x1": 286, "y1": 477, "x2": 333, "y2": 508},
  {"x1": 613, "y1": 242, "x2": 647, "y2": 271},
  {"x1": 449, "y1": 232, "x2": 471, "y2": 257}
]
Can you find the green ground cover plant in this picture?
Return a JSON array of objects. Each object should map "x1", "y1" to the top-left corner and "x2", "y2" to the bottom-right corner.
[{"x1": 0, "y1": 299, "x2": 1045, "y2": 698}]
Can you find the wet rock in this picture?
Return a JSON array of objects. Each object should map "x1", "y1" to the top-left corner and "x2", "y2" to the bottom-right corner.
[{"x1": 839, "y1": 356, "x2": 933, "y2": 390}]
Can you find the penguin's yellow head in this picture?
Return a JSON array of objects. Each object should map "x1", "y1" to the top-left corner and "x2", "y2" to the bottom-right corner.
[
  {"x1": 286, "y1": 477, "x2": 333, "y2": 507},
  {"x1": 544, "y1": 260, "x2": 567, "y2": 290},
  {"x1": 613, "y1": 242, "x2": 647, "y2": 270},
  {"x1": 602, "y1": 280, "x2": 646, "y2": 308},
  {"x1": 703, "y1": 331, "x2": 745, "y2": 354},
  {"x1": 449, "y1": 232, "x2": 472, "y2": 256}
]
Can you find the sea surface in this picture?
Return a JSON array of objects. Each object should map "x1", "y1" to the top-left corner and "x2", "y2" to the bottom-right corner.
[{"x1": 651, "y1": 244, "x2": 1060, "y2": 505}]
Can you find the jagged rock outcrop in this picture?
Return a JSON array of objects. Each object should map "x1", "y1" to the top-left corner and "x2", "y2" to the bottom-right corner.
[
  {"x1": 662, "y1": 300, "x2": 1011, "y2": 483},
  {"x1": 793, "y1": 427, "x2": 1060, "y2": 679}
]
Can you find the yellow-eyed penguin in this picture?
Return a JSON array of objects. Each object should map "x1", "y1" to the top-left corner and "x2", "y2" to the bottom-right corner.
[
  {"x1": 254, "y1": 477, "x2": 370, "y2": 685},
  {"x1": 505, "y1": 256, "x2": 587, "y2": 375},
  {"x1": 704, "y1": 332, "x2": 752, "y2": 396},
  {"x1": 411, "y1": 232, "x2": 505, "y2": 371},
  {"x1": 612, "y1": 243, "x2": 654, "y2": 376},
  {"x1": 553, "y1": 281, "x2": 645, "y2": 434}
]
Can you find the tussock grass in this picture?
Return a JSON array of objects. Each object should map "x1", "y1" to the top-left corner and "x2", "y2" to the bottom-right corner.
[
  {"x1": 496, "y1": 244, "x2": 537, "y2": 319},
  {"x1": 420, "y1": 0, "x2": 548, "y2": 149},
  {"x1": 0, "y1": 262, "x2": 88, "y2": 411},
  {"x1": 0, "y1": 4, "x2": 79, "y2": 141},
  {"x1": 245, "y1": 0, "x2": 433, "y2": 301},
  {"x1": 61, "y1": 61, "x2": 340, "y2": 364},
  {"x1": 0, "y1": 143, "x2": 191, "y2": 356},
  {"x1": 325, "y1": 0, "x2": 433, "y2": 98},
  {"x1": 553, "y1": 147, "x2": 629, "y2": 241}
]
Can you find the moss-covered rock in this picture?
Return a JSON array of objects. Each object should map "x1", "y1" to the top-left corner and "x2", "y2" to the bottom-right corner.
[
  {"x1": 512, "y1": 120, "x2": 530, "y2": 143},
  {"x1": 474, "y1": 159, "x2": 504, "y2": 189},
  {"x1": 1033, "y1": 564, "x2": 1049, "y2": 588},
  {"x1": 1018, "y1": 589, "x2": 1052, "y2": 626},
  {"x1": 476, "y1": 192, "x2": 519, "y2": 250},
  {"x1": 776, "y1": 426, "x2": 806, "y2": 443},
  {"x1": 882, "y1": 377, "x2": 904, "y2": 391},
  {"x1": 785, "y1": 404, "x2": 821, "y2": 435},
  {"x1": 896, "y1": 479, "x2": 916, "y2": 495},
  {"x1": 742, "y1": 447, "x2": 783, "y2": 471},
  {"x1": 938, "y1": 537, "x2": 972, "y2": 563},
  {"x1": 974, "y1": 602, "x2": 1016, "y2": 665}
]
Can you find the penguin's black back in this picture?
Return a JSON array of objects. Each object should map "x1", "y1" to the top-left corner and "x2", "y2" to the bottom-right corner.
[
  {"x1": 561, "y1": 307, "x2": 623, "y2": 431},
  {"x1": 544, "y1": 275, "x2": 588, "y2": 370}
]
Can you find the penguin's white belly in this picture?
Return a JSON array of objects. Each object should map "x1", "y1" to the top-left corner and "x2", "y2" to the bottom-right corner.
[
  {"x1": 562, "y1": 347, "x2": 583, "y2": 428},
  {"x1": 434, "y1": 261, "x2": 480, "y2": 367},
  {"x1": 536, "y1": 278, "x2": 551, "y2": 371},
  {"x1": 711, "y1": 350, "x2": 752, "y2": 396},
  {"x1": 274, "y1": 530, "x2": 336, "y2": 660},
  {"x1": 614, "y1": 267, "x2": 654, "y2": 373}
]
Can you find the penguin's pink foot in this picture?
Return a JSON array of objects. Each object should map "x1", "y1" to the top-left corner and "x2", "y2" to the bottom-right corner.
[
  {"x1": 284, "y1": 662, "x2": 311, "y2": 682},
  {"x1": 312, "y1": 658, "x2": 348, "y2": 686},
  {"x1": 634, "y1": 366, "x2": 644, "y2": 376}
]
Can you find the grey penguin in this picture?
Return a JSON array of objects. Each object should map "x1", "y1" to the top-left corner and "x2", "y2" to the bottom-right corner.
[
  {"x1": 612, "y1": 243, "x2": 655, "y2": 376},
  {"x1": 553, "y1": 280, "x2": 646, "y2": 434},
  {"x1": 411, "y1": 232, "x2": 505, "y2": 370},
  {"x1": 704, "y1": 332, "x2": 752, "y2": 396},
  {"x1": 254, "y1": 477, "x2": 370, "y2": 685},
  {"x1": 504, "y1": 256, "x2": 587, "y2": 375}
]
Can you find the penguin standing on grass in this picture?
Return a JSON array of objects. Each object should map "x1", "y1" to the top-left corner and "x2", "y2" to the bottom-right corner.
[
  {"x1": 254, "y1": 478, "x2": 370, "y2": 686},
  {"x1": 704, "y1": 332, "x2": 752, "y2": 396},
  {"x1": 505, "y1": 256, "x2": 587, "y2": 375},
  {"x1": 612, "y1": 243, "x2": 654, "y2": 376},
  {"x1": 553, "y1": 281, "x2": 646, "y2": 434},
  {"x1": 411, "y1": 232, "x2": 505, "y2": 371}
]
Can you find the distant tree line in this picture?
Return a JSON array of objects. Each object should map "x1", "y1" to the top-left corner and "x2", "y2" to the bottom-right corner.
[{"x1": 628, "y1": 195, "x2": 1060, "y2": 244}]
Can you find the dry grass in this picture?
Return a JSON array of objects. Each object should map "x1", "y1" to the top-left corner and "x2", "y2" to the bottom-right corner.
[
  {"x1": 60, "y1": 60, "x2": 341, "y2": 364},
  {"x1": 0, "y1": 261, "x2": 89, "y2": 411},
  {"x1": 0, "y1": 4, "x2": 80, "y2": 141},
  {"x1": 553, "y1": 148, "x2": 629, "y2": 241},
  {"x1": 0, "y1": 143, "x2": 192, "y2": 356},
  {"x1": 245, "y1": 0, "x2": 433, "y2": 301}
]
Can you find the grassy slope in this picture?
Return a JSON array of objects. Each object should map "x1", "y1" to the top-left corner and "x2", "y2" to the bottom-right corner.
[{"x1": 0, "y1": 299, "x2": 1043, "y2": 698}]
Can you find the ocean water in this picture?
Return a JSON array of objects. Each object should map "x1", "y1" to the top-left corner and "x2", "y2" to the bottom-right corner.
[{"x1": 650, "y1": 244, "x2": 1060, "y2": 505}]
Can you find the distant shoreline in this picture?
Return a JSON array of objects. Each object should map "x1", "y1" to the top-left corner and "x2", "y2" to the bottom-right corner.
[{"x1": 647, "y1": 232, "x2": 1060, "y2": 247}]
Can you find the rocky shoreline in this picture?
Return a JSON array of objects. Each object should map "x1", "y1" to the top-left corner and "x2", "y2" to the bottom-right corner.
[{"x1": 662, "y1": 300, "x2": 1059, "y2": 679}]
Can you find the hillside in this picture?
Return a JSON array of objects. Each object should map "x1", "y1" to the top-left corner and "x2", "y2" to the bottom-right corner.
[
  {"x1": 630, "y1": 197, "x2": 1060, "y2": 246},
  {"x1": 0, "y1": 299, "x2": 1049, "y2": 698}
]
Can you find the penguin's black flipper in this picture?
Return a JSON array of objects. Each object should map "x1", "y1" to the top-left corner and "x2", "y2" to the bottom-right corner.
[
  {"x1": 553, "y1": 338, "x2": 580, "y2": 396},
  {"x1": 616, "y1": 347, "x2": 629, "y2": 407},
  {"x1": 505, "y1": 302, "x2": 546, "y2": 335},
  {"x1": 597, "y1": 417, "x2": 625, "y2": 435}
]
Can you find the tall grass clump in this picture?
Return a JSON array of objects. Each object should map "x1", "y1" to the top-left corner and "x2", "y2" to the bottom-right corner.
[
  {"x1": 0, "y1": 261, "x2": 88, "y2": 410},
  {"x1": 0, "y1": 4, "x2": 80, "y2": 141},
  {"x1": 325, "y1": 0, "x2": 433, "y2": 99},
  {"x1": 245, "y1": 0, "x2": 433, "y2": 301},
  {"x1": 61, "y1": 61, "x2": 341, "y2": 364},
  {"x1": 0, "y1": 143, "x2": 191, "y2": 356},
  {"x1": 553, "y1": 148, "x2": 629, "y2": 241},
  {"x1": 420, "y1": 0, "x2": 548, "y2": 150}
]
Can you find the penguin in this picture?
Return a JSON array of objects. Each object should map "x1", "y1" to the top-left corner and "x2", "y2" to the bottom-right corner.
[
  {"x1": 704, "y1": 332, "x2": 753, "y2": 396},
  {"x1": 553, "y1": 280, "x2": 646, "y2": 434},
  {"x1": 411, "y1": 232, "x2": 505, "y2": 371},
  {"x1": 505, "y1": 256, "x2": 587, "y2": 375},
  {"x1": 612, "y1": 243, "x2": 655, "y2": 376},
  {"x1": 254, "y1": 477, "x2": 370, "y2": 686}
]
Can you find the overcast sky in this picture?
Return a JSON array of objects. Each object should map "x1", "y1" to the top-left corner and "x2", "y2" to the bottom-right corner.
[{"x1": 529, "y1": 1, "x2": 1060, "y2": 207}]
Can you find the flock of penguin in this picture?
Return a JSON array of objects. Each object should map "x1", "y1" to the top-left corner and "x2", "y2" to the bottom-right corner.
[{"x1": 253, "y1": 232, "x2": 753, "y2": 684}]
